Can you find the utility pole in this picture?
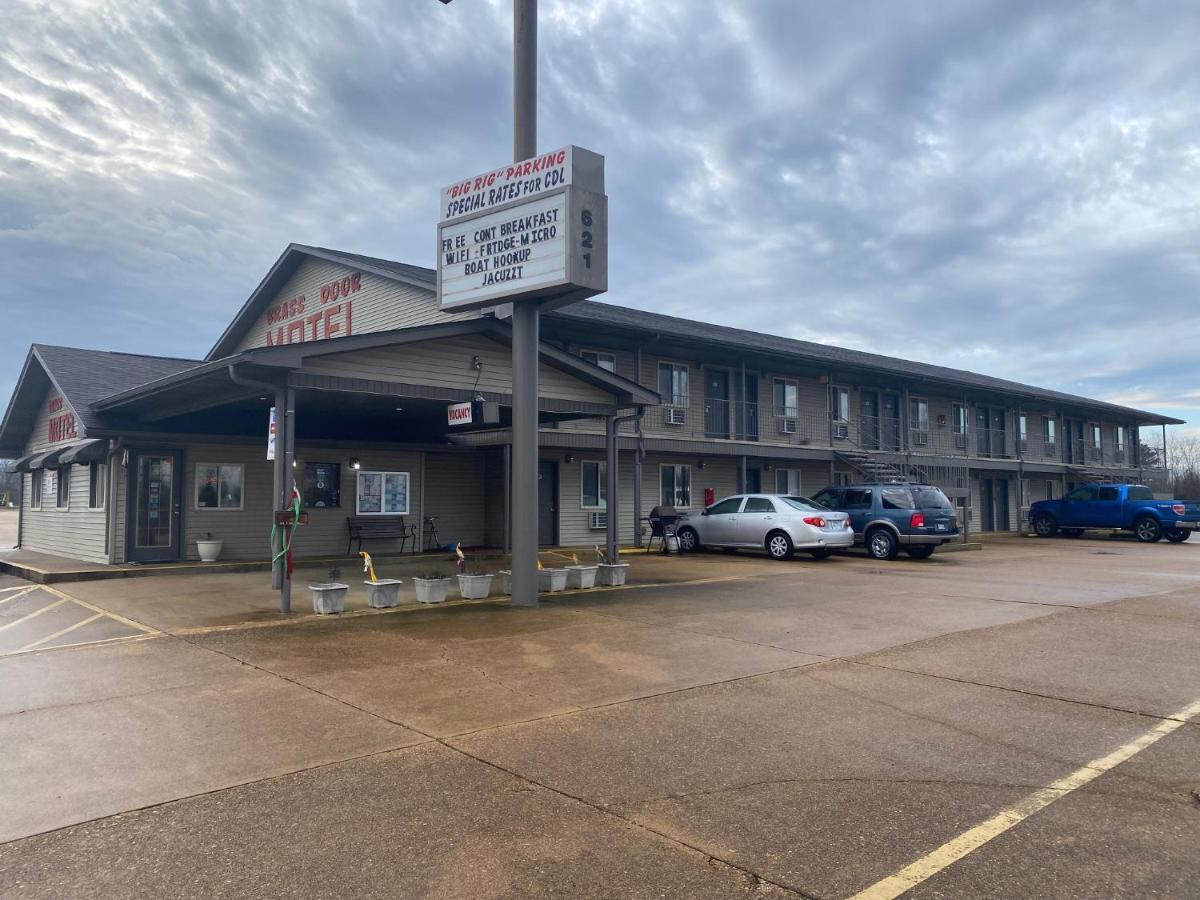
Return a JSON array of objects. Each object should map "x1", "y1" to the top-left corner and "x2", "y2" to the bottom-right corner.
[{"x1": 508, "y1": 0, "x2": 540, "y2": 607}]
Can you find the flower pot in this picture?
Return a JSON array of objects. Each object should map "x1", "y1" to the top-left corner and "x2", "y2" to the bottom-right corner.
[
  {"x1": 457, "y1": 573, "x2": 494, "y2": 600},
  {"x1": 498, "y1": 570, "x2": 512, "y2": 595},
  {"x1": 309, "y1": 582, "x2": 348, "y2": 615},
  {"x1": 364, "y1": 578, "x2": 403, "y2": 608},
  {"x1": 413, "y1": 577, "x2": 452, "y2": 604},
  {"x1": 196, "y1": 540, "x2": 223, "y2": 563},
  {"x1": 596, "y1": 563, "x2": 630, "y2": 586},
  {"x1": 537, "y1": 568, "x2": 568, "y2": 593},
  {"x1": 565, "y1": 565, "x2": 598, "y2": 589}
]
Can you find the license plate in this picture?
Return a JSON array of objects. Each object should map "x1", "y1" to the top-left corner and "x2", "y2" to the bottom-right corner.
[{"x1": 935, "y1": 523, "x2": 947, "y2": 531}]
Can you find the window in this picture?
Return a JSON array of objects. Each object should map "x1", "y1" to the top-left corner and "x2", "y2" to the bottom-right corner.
[
  {"x1": 842, "y1": 488, "x2": 873, "y2": 509},
  {"x1": 772, "y1": 379, "x2": 798, "y2": 417},
  {"x1": 706, "y1": 496, "x2": 743, "y2": 515},
  {"x1": 1018, "y1": 415, "x2": 1028, "y2": 443},
  {"x1": 356, "y1": 471, "x2": 409, "y2": 515},
  {"x1": 1045, "y1": 480, "x2": 1057, "y2": 501},
  {"x1": 775, "y1": 468, "x2": 801, "y2": 495},
  {"x1": 88, "y1": 462, "x2": 106, "y2": 510},
  {"x1": 1043, "y1": 417, "x2": 1057, "y2": 443},
  {"x1": 910, "y1": 398, "x2": 929, "y2": 444},
  {"x1": 580, "y1": 350, "x2": 616, "y2": 373},
  {"x1": 1097, "y1": 487, "x2": 1119, "y2": 501},
  {"x1": 881, "y1": 487, "x2": 915, "y2": 510},
  {"x1": 831, "y1": 386, "x2": 850, "y2": 423},
  {"x1": 1090, "y1": 424, "x2": 1102, "y2": 448},
  {"x1": 660, "y1": 464, "x2": 691, "y2": 507},
  {"x1": 1115, "y1": 426, "x2": 1125, "y2": 451},
  {"x1": 658, "y1": 362, "x2": 689, "y2": 407},
  {"x1": 302, "y1": 462, "x2": 341, "y2": 508},
  {"x1": 195, "y1": 463, "x2": 243, "y2": 510},
  {"x1": 952, "y1": 404, "x2": 967, "y2": 434},
  {"x1": 31, "y1": 469, "x2": 43, "y2": 509},
  {"x1": 56, "y1": 465, "x2": 71, "y2": 509},
  {"x1": 581, "y1": 461, "x2": 607, "y2": 509},
  {"x1": 744, "y1": 497, "x2": 775, "y2": 513}
]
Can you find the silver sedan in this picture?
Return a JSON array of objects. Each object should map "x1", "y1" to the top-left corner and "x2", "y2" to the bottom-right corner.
[{"x1": 675, "y1": 494, "x2": 854, "y2": 560}]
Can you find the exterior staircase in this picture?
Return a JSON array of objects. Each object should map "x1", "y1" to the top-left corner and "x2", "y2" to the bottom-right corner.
[{"x1": 836, "y1": 450, "x2": 922, "y2": 483}]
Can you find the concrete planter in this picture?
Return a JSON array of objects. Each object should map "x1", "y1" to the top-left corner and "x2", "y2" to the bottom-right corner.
[
  {"x1": 457, "y1": 573, "x2": 494, "y2": 600},
  {"x1": 596, "y1": 563, "x2": 630, "y2": 586},
  {"x1": 413, "y1": 577, "x2": 452, "y2": 604},
  {"x1": 538, "y1": 568, "x2": 568, "y2": 593},
  {"x1": 309, "y1": 582, "x2": 348, "y2": 615},
  {"x1": 364, "y1": 579, "x2": 403, "y2": 608},
  {"x1": 565, "y1": 565, "x2": 598, "y2": 589},
  {"x1": 497, "y1": 570, "x2": 512, "y2": 595},
  {"x1": 195, "y1": 539, "x2": 223, "y2": 562}
]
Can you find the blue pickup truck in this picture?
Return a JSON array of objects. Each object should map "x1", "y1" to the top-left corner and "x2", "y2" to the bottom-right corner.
[{"x1": 1029, "y1": 484, "x2": 1200, "y2": 543}]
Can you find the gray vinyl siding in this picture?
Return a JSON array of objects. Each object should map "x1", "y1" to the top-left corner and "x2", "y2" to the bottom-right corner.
[
  {"x1": 19, "y1": 388, "x2": 109, "y2": 563},
  {"x1": 423, "y1": 452, "x2": 487, "y2": 549},
  {"x1": 303, "y1": 335, "x2": 615, "y2": 405},
  {"x1": 233, "y1": 258, "x2": 473, "y2": 353}
]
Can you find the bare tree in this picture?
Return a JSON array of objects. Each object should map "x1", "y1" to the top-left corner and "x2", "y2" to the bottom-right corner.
[
  {"x1": 1167, "y1": 434, "x2": 1200, "y2": 501},
  {"x1": 0, "y1": 460, "x2": 19, "y2": 507}
]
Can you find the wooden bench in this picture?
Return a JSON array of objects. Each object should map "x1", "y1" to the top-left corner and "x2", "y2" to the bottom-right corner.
[{"x1": 345, "y1": 516, "x2": 417, "y2": 556}]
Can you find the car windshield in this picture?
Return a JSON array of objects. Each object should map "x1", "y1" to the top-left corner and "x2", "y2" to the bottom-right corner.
[
  {"x1": 783, "y1": 496, "x2": 827, "y2": 513},
  {"x1": 1127, "y1": 486, "x2": 1154, "y2": 501},
  {"x1": 912, "y1": 487, "x2": 953, "y2": 509}
]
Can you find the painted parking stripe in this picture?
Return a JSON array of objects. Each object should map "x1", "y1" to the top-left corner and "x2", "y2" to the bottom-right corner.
[
  {"x1": 0, "y1": 597, "x2": 67, "y2": 634},
  {"x1": 40, "y1": 587, "x2": 160, "y2": 635},
  {"x1": 0, "y1": 586, "x2": 37, "y2": 605},
  {"x1": 850, "y1": 697, "x2": 1200, "y2": 900},
  {"x1": 16, "y1": 613, "x2": 105, "y2": 653}
]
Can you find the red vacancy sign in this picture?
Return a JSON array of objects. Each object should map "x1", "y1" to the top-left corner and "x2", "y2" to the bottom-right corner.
[{"x1": 447, "y1": 402, "x2": 473, "y2": 427}]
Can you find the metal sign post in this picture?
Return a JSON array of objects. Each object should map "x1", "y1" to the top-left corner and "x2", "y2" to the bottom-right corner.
[{"x1": 437, "y1": 0, "x2": 607, "y2": 607}]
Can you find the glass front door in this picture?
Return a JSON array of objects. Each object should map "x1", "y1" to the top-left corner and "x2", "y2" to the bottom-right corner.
[{"x1": 127, "y1": 451, "x2": 183, "y2": 563}]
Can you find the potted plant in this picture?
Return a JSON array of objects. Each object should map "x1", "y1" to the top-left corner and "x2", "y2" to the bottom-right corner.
[
  {"x1": 360, "y1": 551, "x2": 403, "y2": 608},
  {"x1": 196, "y1": 532, "x2": 223, "y2": 563},
  {"x1": 537, "y1": 564, "x2": 568, "y2": 593},
  {"x1": 594, "y1": 545, "x2": 630, "y2": 586},
  {"x1": 457, "y1": 566, "x2": 494, "y2": 600},
  {"x1": 497, "y1": 570, "x2": 512, "y2": 595},
  {"x1": 309, "y1": 582, "x2": 349, "y2": 615},
  {"x1": 413, "y1": 571, "x2": 452, "y2": 604},
  {"x1": 563, "y1": 553, "x2": 598, "y2": 589}
]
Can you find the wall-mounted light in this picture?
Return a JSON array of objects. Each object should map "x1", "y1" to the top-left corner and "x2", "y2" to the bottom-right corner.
[
  {"x1": 697, "y1": 459, "x2": 706, "y2": 470},
  {"x1": 349, "y1": 458, "x2": 361, "y2": 470},
  {"x1": 763, "y1": 463, "x2": 773, "y2": 472},
  {"x1": 564, "y1": 454, "x2": 575, "y2": 464}
]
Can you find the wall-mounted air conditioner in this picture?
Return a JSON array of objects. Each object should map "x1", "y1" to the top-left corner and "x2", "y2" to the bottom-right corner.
[
  {"x1": 833, "y1": 422, "x2": 849, "y2": 439},
  {"x1": 912, "y1": 430, "x2": 929, "y2": 446},
  {"x1": 778, "y1": 418, "x2": 797, "y2": 435},
  {"x1": 666, "y1": 407, "x2": 687, "y2": 426},
  {"x1": 589, "y1": 511, "x2": 607, "y2": 530}
]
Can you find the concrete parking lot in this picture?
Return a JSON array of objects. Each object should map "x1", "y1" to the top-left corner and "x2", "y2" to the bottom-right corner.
[{"x1": 1, "y1": 536, "x2": 1198, "y2": 898}]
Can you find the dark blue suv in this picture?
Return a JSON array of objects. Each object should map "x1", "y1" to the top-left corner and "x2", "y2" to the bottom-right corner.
[{"x1": 811, "y1": 483, "x2": 959, "y2": 560}]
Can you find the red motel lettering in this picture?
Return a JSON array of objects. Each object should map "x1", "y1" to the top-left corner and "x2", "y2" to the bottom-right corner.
[{"x1": 264, "y1": 271, "x2": 360, "y2": 347}]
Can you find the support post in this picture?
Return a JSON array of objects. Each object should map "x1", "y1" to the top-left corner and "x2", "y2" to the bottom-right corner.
[
  {"x1": 502, "y1": 443, "x2": 511, "y2": 554},
  {"x1": 280, "y1": 386, "x2": 295, "y2": 614},
  {"x1": 740, "y1": 455, "x2": 748, "y2": 494},
  {"x1": 606, "y1": 414, "x2": 619, "y2": 563},
  {"x1": 508, "y1": 0, "x2": 540, "y2": 607},
  {"x1": 272, "y1": 387, "x2": 286, "y2": 591},
  {"x1": 633, "y1": 411, "x2": 644, "y2": 548}
]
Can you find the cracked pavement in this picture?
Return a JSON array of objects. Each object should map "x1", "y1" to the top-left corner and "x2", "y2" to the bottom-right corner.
[{"x1": 1, "y1": 536, "x2": 1199, "y2": 898}]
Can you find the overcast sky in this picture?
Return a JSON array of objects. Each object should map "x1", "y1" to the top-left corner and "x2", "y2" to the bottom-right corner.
[{"x1": 2, "y1": 0, "x2": 1197, "y2": 434}]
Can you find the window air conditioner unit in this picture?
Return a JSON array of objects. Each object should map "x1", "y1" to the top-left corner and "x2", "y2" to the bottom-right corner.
[
  {"x1": 913, "y1": 430, "x2": 929, "y2": 447},
  {"x1": 778, "y1": 418, "x2": 797, "y2": 435},
  {"x1": 666, "y1": 407, "x2": 687, "y2": 426},
  {"x1": 833, "y1": 422, "x2": 849, "y2": 439},
  {"x1": 589, "y1": 511, "x2": 607, "y2": 530},
  {"x1": 954, "y1": 433, "x2": 968, "y2": 450}
]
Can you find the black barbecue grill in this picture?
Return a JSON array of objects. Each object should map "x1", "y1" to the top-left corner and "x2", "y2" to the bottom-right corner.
[{"x1": 646, "y1": 505, "x2": 681, "y2": 552}]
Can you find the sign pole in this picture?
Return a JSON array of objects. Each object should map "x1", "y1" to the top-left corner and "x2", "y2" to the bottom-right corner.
[{"x1": 509, "y1": 0, "x2": 539, "y2": 607}]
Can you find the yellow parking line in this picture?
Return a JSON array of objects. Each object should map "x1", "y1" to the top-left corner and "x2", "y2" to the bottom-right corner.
[
  {"x1": 0, "y1": 586, "x2": 37, "y2": 605},
  {"x1": 15, "y1": 612, "x2": 105, "y2": 653},
  {"x1": 40, "y1": 587, "x2": 160, "y2": 635},
  {"x1": 0, "y1": 597, "x2": 67, "y2": 634},
  {"x1": 0, "y1": 584, "x2": 33, "y2": 594},
  {"x1": 850, "y1": 696, "x2": 1200, "y2": 900},
  {"x1": 6, "y1": 632, "x2": 160, "y2": 658}
]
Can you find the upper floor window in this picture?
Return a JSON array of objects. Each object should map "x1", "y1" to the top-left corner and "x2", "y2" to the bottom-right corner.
[
  {"x1": 580, "y1": 350, "x2": 616, "y2": 373},
  {"x1": 952, "y1": 403, "x2": 967, "y2": 434},
  {"x1": 658, "y1": 363, "x2": 689, "y2": 408},
  {"x1": 1090, "y1": 424, "x2": 1102, "y2": 449},
  {"x1": 772, "y1": 379, "x2": 798, "y2": 418},
  {"x1": 1018, "y1": 415, "x2": 1028, "y2": 442},
  {"x1": 1043, "y1": 417, "x2": 1057, "y2": 444},
  {"x1": 1115, "y1": 426, "x2": 1125, "y2": 451},
  {"x1": 909, "y1": 398, "x2": 929, "y2": 430},
  {"x1": 830, "y1": 386, "x2": 850, "y2": 423}
]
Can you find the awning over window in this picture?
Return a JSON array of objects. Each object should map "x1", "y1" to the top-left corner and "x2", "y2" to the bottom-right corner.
[{"x1": 58, "y1": 439, "x2": 108, "y2": 466}]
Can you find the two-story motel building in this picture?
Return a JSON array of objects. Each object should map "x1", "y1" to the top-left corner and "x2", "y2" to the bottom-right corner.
[{"x1": 0, "y1": 244, "x2": 1181, "y2": 568}]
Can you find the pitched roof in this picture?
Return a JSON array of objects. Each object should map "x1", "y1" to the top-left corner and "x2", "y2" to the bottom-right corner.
[{"x1": 548, "y1": 301, "x2": 1183, "y2": 424}]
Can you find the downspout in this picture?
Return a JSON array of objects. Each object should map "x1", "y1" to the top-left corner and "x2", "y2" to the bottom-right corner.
[
  {"x1": 105, "y1": 438, "x2": 123, "y2": 564},
  {"x1": 606, "y1": 408, "x2": 641, "y2": 564}
]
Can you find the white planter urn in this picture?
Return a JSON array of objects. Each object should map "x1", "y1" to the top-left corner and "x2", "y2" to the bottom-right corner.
[
  {"x1": 365, "y1": 579, "x2": 404, "y2": 608},
  {"x1": 565, "y1": 565, "x2": 598, "y2": 589},
  {"x1": 196, "y1": 539, "x2": 223, "y2": 562},
  {"x1": 537, "y1": 568, "x2": 569, "y2": 593},
  {"x1": 310, "y1": 583, "x2": 348, "y2": 615},
  {"x1": 457, "y1": 573, "x2": 494, "y2": 600},
  {"x1": 596, "y1": 563, "x2": 630, "y2": 586},
  {"x1": 413, "y1": 577, "x2": 452, "y2": 604},
  {"x1": 497, "y1": 571, "x2": 512, "y2": 595}
]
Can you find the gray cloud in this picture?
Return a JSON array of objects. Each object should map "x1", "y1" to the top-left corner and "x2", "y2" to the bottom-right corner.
[{"x1": 1, "y1": 0, "x2": 1197, "y2": 433}]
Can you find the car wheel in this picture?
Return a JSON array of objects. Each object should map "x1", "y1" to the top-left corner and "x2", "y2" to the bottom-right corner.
[
  {"x1": 906, "y1": 545, "x2": 935, "y2": 559},
  {"x1": 809, "y1": 548, "x2": 833, "y2": 560},
  {"x1": 676, "y1": 526, "x2": 700, "y2": 552},
  {"x1": 1166, "y1": 528, "x2": 1191, "y2": 543},
  {"x1": 766, "y1": 531, "x2": 794, "y2": 561},
  {"x1": 866, "y1": 527, "x2": 899, "y2": 561},
  {"x1": 1032, "y1": 514, "x2": 1058, "y2": 537},
  {"x1": 1134, "y1": 516, "x2": 1163, "y2": 543}
]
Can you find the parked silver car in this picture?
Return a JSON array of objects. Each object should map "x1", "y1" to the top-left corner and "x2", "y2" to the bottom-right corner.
[{"x1": 676, "y1": 494, "x2": 854, "y2": 560}]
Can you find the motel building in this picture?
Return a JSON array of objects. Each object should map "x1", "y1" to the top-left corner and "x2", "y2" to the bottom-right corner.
[{"x1": 0, "y1": 243, "x2": 1180, "y2": 570}]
